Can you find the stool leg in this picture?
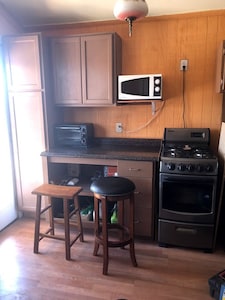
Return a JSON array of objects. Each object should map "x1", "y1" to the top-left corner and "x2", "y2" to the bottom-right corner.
[
  {"x1": 74, "y1": 195, "x2": 84, "y2": 242},
  {"x1": 34, "y1": 194, "x2": 42, "y2": 254},
  {"x1": 49, "y1": 197, "x2": 55, "y2": 235},
  {"x1": 63, "y1": 198, "x2": 71, "y2": 260},
  {"x1": 93, "y1": 197, "x2": 100, "y2": 256},
  {"x1": 117, "y1": 200, "x2": 125, "y2": 244},
  {"x1": 129, "y1": 193, "x2": 137, "y2": 267},
  {"x1": 102, "y1": 198, "x2": 109, "y2": 275}
]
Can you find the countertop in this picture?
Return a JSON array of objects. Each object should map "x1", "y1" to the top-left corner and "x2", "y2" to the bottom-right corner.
[{"x1": 41, "y1": 138, "x2": 161, "y2": 161}]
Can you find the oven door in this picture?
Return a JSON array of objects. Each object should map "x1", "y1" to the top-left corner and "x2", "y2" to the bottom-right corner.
[{"x1": 159, "y1": 173, "x2": 217, "y2": 224}]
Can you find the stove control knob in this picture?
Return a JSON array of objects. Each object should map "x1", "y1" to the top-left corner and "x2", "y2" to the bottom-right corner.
[
  {"x1": 205, "y1": 165, "x2": 213, "y2": 172},
  {"x1": 177, "y1": 164, "x2": 186, "y2": 171},
  {"x1": 187, "y1": 164, "x2": 194, "y2": 172},
  {"x1": 167, "y1": 163, "x2": 175, "y2": 171}
]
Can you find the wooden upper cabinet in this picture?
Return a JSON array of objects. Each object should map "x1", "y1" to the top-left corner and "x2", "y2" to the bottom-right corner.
[
  {"x1": 51, "y1": 36, "x2": 82, "y2": 105},
  {"x1": 81, "y1": 34, "x2": 113, "y2": 105},
  {"x1": 51, "y1": 33, "x2": 121, "y2": 106},
  {"x1": 4, "y1": 35, "x2": 42, "y2": 91},
  {"x1": 216, "y1": 40, "x2": 225, "y2": 93}
]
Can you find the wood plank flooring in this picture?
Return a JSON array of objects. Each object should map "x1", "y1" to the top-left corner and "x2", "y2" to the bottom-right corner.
[{"x1": 0, "y1": 217, "x2": 224, "y2": 300}]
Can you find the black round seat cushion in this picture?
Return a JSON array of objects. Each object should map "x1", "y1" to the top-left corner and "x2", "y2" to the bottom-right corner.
[{"x1": 90, "y1": 176, "x2": 135, "y2": 196}]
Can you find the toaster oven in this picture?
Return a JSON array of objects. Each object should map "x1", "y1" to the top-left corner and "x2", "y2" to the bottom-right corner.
[{"x1": 54, "y1": 123, "x2": 94, "y2": 147}]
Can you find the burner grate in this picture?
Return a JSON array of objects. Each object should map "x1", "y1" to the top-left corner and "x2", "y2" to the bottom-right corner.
[{"x1": 162, "y1": 144, "x2": 215, "y2": 160}]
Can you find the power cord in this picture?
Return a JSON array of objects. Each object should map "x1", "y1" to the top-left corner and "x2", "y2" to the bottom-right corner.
[
  {"x1": 182, "y1": 65, "x2": 186, "y2": 128},
  {"x1": 124, "y1": 101, "x2": 165, "y2": 134}
]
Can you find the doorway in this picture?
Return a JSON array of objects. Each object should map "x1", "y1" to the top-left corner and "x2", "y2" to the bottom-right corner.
[{"x1": 0, "y1": 41, "x2": 17, "y2": 231}]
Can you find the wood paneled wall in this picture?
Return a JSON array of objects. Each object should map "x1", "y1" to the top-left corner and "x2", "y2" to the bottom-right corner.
[{"x1": 33, "y1": 10, "x2": 225, "y2": 150}]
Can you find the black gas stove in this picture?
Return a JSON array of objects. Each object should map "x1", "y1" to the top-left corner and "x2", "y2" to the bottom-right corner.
[
  {"x1": 158, "y1": 128, "x2": 219, "y2": 251},
  {"x1": 160, "y1": 128, "x2": 218, "y2": 175}
]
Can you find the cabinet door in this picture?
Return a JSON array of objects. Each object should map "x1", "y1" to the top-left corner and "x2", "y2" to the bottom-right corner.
[
  {"x1": 81, "y1": 34, "x2": 114, "y2": 105},
  {"x1": 118, "y1": 160, "x2": 153, "y2": 237},
  {"x1": 4, "y1": 35, "x2": 42, "y2": 91},
  {"x1": 51, "y1": 37, "x2": 82, "y2": 105},
  {"x1": 132, "y1": 177, "x2": 153, "y2": 236},
  {"x1": 216, "y1": 40, "x2": 225, "y2": 93},
  {"x1": 9, "y1": 92, "x2": 45, "y2": 211}
]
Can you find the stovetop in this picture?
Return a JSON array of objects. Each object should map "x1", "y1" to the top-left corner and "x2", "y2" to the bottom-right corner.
[
  {"x1": 160, "y1": 128, "x2": 218, "y2": 175},
  {"x1": 162, "y1": 144, "x2": 216, "y2": 159}
]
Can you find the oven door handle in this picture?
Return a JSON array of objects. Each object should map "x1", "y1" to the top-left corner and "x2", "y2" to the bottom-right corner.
[
  {"x1": 161, "y1": 175, "x2": 215, "y2": 184},
  {"x1": 175, "y1": 227, "x2": 197, "y2": 235}
]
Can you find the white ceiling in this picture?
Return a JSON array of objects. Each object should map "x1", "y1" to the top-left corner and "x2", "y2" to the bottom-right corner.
[{"x1": 1, "y1": 0, "x2": 225, "y2": 27}]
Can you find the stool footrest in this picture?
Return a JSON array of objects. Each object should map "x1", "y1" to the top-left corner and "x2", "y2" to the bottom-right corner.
[
  {"x1": 95, "y1": 235, "x2": 132, "y2": 248},
  {"x1": 70, "y1": 233, "x2": 82, "y2": 247},
  {"x1": 69, "y1": 207, "x2": 79, "y2": 219},
  {"x1": 96, "y1": 223, "x2": 130, "y2": 237},
  {"x1": 108, "y1": 239, "x2": 132, "y2": 248},
  {"x1": 43, "y1": 227, "x2": 54, "y2": 235},
  {"x1": 91, "y1": 177, "x2": 137, "y2": 275},
  {"x1": 33, "y1": 183, "x2": 84, "y2": 260},
  {"x1": 40, "y1": 204, "x2": 52, "y2": 215},
  {"x1": 40, "y1": 233, "x2": 65, "y2": 241},
  {"x1": 39, "y1": 231, "x2": 82, "y2": 245}
]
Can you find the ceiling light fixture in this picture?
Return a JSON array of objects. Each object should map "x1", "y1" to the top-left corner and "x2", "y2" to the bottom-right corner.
[{"x1": 113, "y1": 0, "x2": 149, "y2": 37}]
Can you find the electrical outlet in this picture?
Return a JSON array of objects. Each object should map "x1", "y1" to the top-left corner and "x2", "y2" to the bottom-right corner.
[
  {"x1": 180, "y1": 59, "x2": 188, "y2": 71},
  {"x1": 116, "y1": 122, "x2": 122, "y2": 133}
]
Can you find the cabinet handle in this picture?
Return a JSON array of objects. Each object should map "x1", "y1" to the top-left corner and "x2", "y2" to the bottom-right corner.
[
  {"x1": 134, "y1": 191, "x2": 141, "y2": 195},
  {"x1": 222, "y1": 52, "x2": 225, "y2": 91},
  {"x1": 128, "y1": 168, "x2": 141, "y2": 172},
  {"x1": 222, "y1": 71, "x2": 225, "y2": 91}
]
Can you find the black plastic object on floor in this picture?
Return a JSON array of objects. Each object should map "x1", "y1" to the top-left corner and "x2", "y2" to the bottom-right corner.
[{"x1": 208, "y1": 270, "x2": 225, "y2": 299}]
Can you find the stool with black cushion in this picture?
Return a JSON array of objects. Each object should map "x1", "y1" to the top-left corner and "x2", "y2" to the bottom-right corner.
[
  {"x1": 32, "y1": 183, "x2": 84, "y2": 260},
  {"x1": 90, "y1": 176, "x2": 137, "y2": 275}
]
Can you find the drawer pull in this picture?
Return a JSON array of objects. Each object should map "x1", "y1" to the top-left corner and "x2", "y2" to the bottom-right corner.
[
  {"x1": 128, "y1": 168, "x2": 141, "y2": 172},
  {"x1": 134, "y1": 191, "x2": 141, "y2": 195},
  {"x1": 176, "y1": 227, "x2": 197, "y2": 235}
]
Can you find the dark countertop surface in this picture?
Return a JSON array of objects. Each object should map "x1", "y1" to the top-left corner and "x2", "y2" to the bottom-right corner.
[{"x1": 41, "y1": 138, "x2": 162, "y2": 161}]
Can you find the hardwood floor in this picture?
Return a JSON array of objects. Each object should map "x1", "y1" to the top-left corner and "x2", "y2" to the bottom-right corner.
[{"x1": 0, "y1": 217, "x2": 224, "y2": 300}]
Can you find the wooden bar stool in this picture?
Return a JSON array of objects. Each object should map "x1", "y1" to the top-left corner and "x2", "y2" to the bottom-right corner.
[
  {"x1": 32, "y1": 183, "x2": 84, "y2": 260},
  {"x1": 90, "y1": 176, "x2": 137, "y2": 275}
]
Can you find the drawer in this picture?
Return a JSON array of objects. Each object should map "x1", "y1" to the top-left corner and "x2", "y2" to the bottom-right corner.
[
  {"x1": 158, "y1": 219, "x2": 214, "y2": 249},
  {"x1": 118, "y1": 160, "x2": 153, "y2": 178},
  {"x1": 134, "y1": 178, "x2": 152, "y2": 209},
  {"x1": 135, "y1": 207, "x2": 152, "y2": 236}
]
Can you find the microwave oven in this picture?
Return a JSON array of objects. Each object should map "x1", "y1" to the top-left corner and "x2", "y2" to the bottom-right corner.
[
  {"x1": 118, "y1": 74, "x2": 162, "y2": 101},
  {"x1": 54, "y1": 123, "x2": 94, "y2": 148}
]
